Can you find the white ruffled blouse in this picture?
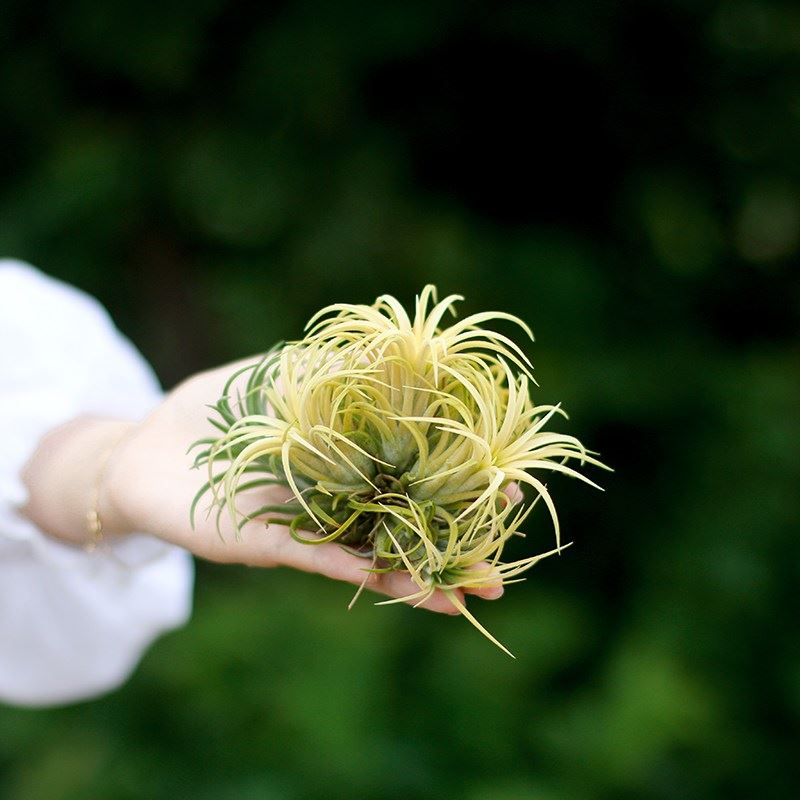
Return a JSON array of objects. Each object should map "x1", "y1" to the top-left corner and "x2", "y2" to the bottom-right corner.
[{"x1": 0, "y1": 260, "x2": 193, "y2": 707}]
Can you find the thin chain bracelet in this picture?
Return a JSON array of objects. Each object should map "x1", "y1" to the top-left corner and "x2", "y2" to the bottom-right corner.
[{"x1": 85, "y1": 424, "x2": 135, "y2": 553}]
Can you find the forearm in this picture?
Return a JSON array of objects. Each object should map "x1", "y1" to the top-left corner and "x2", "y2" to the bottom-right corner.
[{"x1": 20, "y1": 416, "x2": 135, "y2": 546}]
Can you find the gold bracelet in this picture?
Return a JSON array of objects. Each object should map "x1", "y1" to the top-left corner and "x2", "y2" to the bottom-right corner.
[{"x1": 85, "y1": 425, "x2": 133, "y2": 553}]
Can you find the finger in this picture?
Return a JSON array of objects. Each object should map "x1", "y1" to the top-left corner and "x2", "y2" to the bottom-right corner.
[
  {"x1": 373, "y1": 570, "x2": 463, "y2": 615},
  {"x1": 247, "y1": 525, "x2": 463, "y2": 614},
  {"x1": 461, "y1": 560, "x2": 505, "y2": 600},
  {"x1": 503, "y1": 481, "x2": 524, "y2": 505}
]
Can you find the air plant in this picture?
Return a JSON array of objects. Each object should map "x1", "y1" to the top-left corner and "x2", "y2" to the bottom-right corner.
[{"x1": 190, "y1": 286, "x2": 607, "y2": 655}]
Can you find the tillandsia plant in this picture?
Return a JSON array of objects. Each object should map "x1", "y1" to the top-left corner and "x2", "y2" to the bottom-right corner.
[{"x1": 190, "y1": 286, "x2": 608, "y2": 655}]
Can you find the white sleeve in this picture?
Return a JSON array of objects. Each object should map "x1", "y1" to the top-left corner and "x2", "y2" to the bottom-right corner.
[{"x1": 0, "y1": 259, "x2": 194, "y2": 707}]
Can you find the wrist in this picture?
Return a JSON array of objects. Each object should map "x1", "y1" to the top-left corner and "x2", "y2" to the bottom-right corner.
[{"x1": 21, "y1": 417, "x2": 136, "y2": 546}]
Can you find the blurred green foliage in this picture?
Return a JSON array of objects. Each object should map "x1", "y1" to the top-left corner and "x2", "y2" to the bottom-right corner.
[{"x1": 0, "y1": 1, "x2": 798, "y2": 798}]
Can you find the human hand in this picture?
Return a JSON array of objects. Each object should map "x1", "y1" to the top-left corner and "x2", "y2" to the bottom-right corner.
[{"x1": 97, "y1": 358, "x2": 508, "y2": 614}]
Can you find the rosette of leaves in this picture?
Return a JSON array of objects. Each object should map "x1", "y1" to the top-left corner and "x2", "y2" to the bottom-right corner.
[{"x1": 191, "y1": 286, "x2": 607, "y2": 654}]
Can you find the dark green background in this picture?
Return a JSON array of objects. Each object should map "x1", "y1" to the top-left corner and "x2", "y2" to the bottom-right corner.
[{"x1": 1, "y1": 1, "x2": 798, "y2": 798}]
